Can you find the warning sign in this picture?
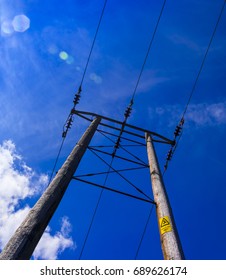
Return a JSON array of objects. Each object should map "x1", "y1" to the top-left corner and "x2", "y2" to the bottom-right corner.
[{"x1": 159, "y1": 216, "x2": 172, "y2": 235}]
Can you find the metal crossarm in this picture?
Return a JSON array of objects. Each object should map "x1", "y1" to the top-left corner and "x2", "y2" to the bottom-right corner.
[{"x1": 71, "y1": 109, "x2": 175, "y2": 145}]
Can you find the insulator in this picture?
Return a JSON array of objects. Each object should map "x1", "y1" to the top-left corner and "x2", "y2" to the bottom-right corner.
[
  {"x1": 124, "y1": 106, "x2": 132, "y2": 118},
  {"x1": 66, "y1": 122, "x2": 72, "y2": 130},
  {"x1": 73, "y1": 94, "x2": 81, "y2": 105},
  {"x1": 66, "y1": 116, "x2": 73, "y2": 129},
  {"x1": 166, "y1": 149, "x2": 173, "y2": 161},
  {"x1": 73, "y1": 86, "x2": 82, "y2": 106},
  {"x1": 174, "y1": 125, "x2": 182, "y2": 137}
]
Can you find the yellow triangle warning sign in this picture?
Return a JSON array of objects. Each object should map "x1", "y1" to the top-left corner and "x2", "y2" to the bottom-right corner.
[
  {"x1": 161, "y1": 217, "x2": 170, "y2": 227},
  {"x1": 159, "y1": 216, "x2": 172, "y2": 235}
]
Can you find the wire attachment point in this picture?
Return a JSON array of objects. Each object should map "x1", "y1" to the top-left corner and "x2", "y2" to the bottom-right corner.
[
  {"x1": 174, "y1": 125, "x2": 182, "y2": 137},
  {"x1": 73, "y1": 86, "x2": 82, "y2": 107},
  {"x1": 124, "y1": 99, "x2": 134, "y2": 119},
  {"x1": 166, "y1": 148, "x2": 173, "y2": 161},
  {"x1": 163, "y1": 117, "x2": 185, "y2": 172},
  {"x1": 174, "y1": 117, "x2": 185, "y2": 138},
  {"x1": 62, "y1": 114, "x2": 74, "y2": 138}
]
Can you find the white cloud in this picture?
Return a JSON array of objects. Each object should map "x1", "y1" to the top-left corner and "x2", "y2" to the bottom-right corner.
[
  {"x1": 0, "y1": 140, "x2": 34, "y2": 201},
  {"x1": 187, "y1": 103, "x2": 226, "y2": 126},
  {"x1": 33, "y1": 217, "x2": 75, "y2": 260},
  {"x1": 150, "y1": 102, "x2": 226, "y2": 128},
  {"x1": 0, "y1": 140, "x2": 75, "y2": 259},
  {"x1": 0, "y1": 206, "x2": 30, "y2": 248}
]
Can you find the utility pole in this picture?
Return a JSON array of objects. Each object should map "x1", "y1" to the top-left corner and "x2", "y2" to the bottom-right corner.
[
  {"x1": 0, "y1": 117, "x2": 101, "y2": 260},
  {"x1": 146, "y1": 133, "x2": 184, "y2": 260}
]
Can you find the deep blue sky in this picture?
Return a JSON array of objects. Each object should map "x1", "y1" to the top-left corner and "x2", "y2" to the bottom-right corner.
[{"x1": 0, "y1": 0, "x2": 226, "y2": 260}]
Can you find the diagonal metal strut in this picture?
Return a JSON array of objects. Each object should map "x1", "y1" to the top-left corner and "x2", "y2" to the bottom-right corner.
[{"x1": 73, "y1": 177, "x2": 155, "y2": 204}]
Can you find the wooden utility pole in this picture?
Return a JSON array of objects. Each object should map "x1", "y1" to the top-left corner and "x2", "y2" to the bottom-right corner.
[
  {"x1": 0, "y1": 117, "x2": 101, "y2": 260},
  {"x1": 146, "y1": 133, "x2": 184, "y2": 260}
]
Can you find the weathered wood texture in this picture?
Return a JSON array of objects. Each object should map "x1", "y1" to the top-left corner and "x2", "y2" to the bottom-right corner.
[
  {"x1": 0, "y1": 117, "x2": 101, "y2": 260},
  {"x1": 146, "y1": 133, "x2": 184, "y2": 260}
]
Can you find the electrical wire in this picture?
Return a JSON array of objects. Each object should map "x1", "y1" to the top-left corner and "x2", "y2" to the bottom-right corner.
[
  {"x1": 131, "y1": 0, "x2": 167, "y2": 103},
  {"x1": 62, "y1": 0, "x2": 108, "y2": 138},
  {"x1": 79, "y1": 0, "x2": 108, "y2": 89},
  {"x1": 48, "y1": 1, "x2": 108, "y2": 185},
  {"x1": 46, "y1": 1, "x2": 225, "y2": 260},
  {"x1": 112, "y1": 0, "x2": 167, "y2": 160},
  {"x1": 135, "y1": 204, "x2": 155, "y2": 259},
  {"x1": 181, "y1": 0, "x2": 226, "y2": 120},
  {"x1": 78, "y1": 2, "x2": 167, "y2": 257},
  {"x1": 78, "y1": 157, "x2": 113, "y2": 259},
  {"x1": 47, "y1": 137, "x2": 66, "y2": 186},
  {"x1": 164, "y1": 0, "x2": 226, "y2": 172},
  {"x1": 97, "y1": 129, "x2": 148, "y2": 166}
]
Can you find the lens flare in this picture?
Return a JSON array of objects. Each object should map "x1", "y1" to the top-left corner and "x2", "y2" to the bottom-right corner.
[
  {"x1": 59, "y1": 51, "x2": 69, "y2": 60},
  {"x1": 1, "y1": 20, "x2": 14, "y2": 35},
  {"x1": 12, "y1": 14, "x2": 30, "y2": 32},
  {"x1": 66, "y1": 56, "x2": 74, "y2": 64}
]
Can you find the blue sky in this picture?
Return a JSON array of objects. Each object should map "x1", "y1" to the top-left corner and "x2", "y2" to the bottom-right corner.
[{"x1": 0, "y1": 0, "x2": 226, "y2": 260}]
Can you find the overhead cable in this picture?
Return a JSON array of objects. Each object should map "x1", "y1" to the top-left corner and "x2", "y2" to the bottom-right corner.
[
  {"x1": 113, "y1": 0, "x2": 167, "y2": 157},
  {"x1": 164, "y1": 0, "x2": 226, "y2": 172},
  {"x1": 48, "y1": 1, "x2": 108, "y2": 187},
  {"x1": 78, "y1": 157, "x2": 113, "y2": 260},
  {"x1": 182, "y1": 0, "x2": 226, "y2": 120},
  {"x1": 131, "y1": 0, "x2": 167, "y2": 104},
  {"x1": 135, "y1": 204, "x2": 155, "y2": 259},
  {"x1": 62, "y1": 0, "x2": 108, "y2": 139}
]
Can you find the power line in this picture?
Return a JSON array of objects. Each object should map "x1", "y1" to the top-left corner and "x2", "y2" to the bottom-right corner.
[
  {"x1": 78, "y1": 157, "x2": 113, "y2": 260},
  {"x1": 77, "y1": 2, "x2": 167, "y2": 257},
  {"x1": 79, "y1": 0, "x2": 108, "y2": 89},
  {"x1": 63, "y1": 0, "x2": 108, "y2": 138},
  {"x1": 78, "y1": 140, "x2": 155, "y2": 259},
  {"x1": 135, "y1": 204, "x2": 155, "y2": 259},
  {"x1": 48, "y1": 1, "x2": 108, "y2": 184},
  {"x1": 131, "y1": 0, "x2": 167, "y2": 103},
  {"x1": 97, "y1": 129, "x2": 148, "y2": 166},
  {"x1": 47, "y1": 137, "x2": 66, "y2": 185},
  {"x1": 113, "y1": 0, "x2": 167, "y2": 157},
  {"x1": 164, "y1": 0, "x2": 226, "y2": 172},
  {"x1": 182, "y1": 0, "x2": 226, "y2": 119}
]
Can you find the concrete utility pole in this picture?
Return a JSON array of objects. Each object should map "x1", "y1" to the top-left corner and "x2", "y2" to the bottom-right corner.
[
  {"x1": 0, "y1": 117, "x2": 101, "y2": 260},
  {"x1": 146, "y1": 133, "x2": 184, "y2": 260}
]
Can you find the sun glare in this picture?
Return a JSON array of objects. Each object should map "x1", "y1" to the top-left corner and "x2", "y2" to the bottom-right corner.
[
  {"x1": 12, "y1": 14, "x2": 30, "y2": 33},
  {"x1": 1, "y1": 14, "x2": 30, "y2": 36}
]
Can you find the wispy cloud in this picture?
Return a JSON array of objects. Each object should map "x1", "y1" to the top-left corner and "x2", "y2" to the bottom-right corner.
[
  {"x1": 149, "y1": 101, "x2": 226, "y2": 128},
  {"x1": 186, "y1": 102, "x2": 226, "y2": 126},
  {"x1": 169, "y1": 34, "x2": 203, "y2": 53},
  {"x1": 0, "y1": 9, "x2": 101, "y2": 159},
  {"x1": 0, "y1": 140, "x2": 75, "y2": 259},
  {"x1": 0, "y1": 1, "x2": 171, "y2": 160}
]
